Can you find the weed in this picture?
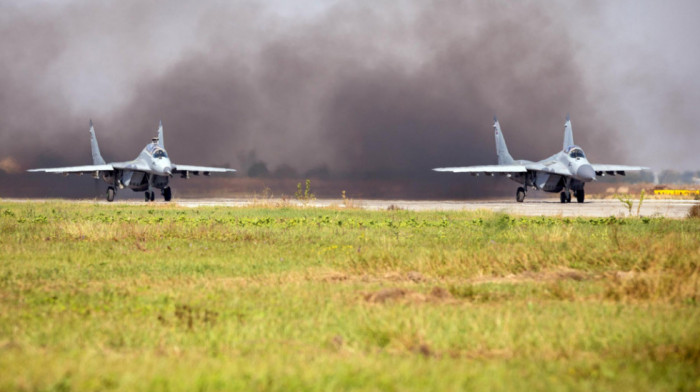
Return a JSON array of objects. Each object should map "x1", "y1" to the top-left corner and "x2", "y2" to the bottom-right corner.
[
  {"x1": 341, "y1": 190, "x2": 355, "y2": 208},
  {"x1": 636, "y1": 189, "x2": 645, "y2": 216},
  {"x1": 295, "y1": 179, "x2": 315, "y2": 203},
  {"x1": 616, "y1": 194, "x2": 633, "y2": 216}
]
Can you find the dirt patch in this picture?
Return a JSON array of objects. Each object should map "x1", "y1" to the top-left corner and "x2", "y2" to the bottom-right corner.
[
  {"x1": 364, "y1": 286, "x2": 454, "y2": 304},
  {"x1": 468, "y1": 268, "x2": 590, "y2": 285},
  {"x1": 0, "y1": 340, "x2": 22, "y2": 352},
  {"x1": 429, "y1": 286, "x2": 452, "y2": 299},
  {"x1": 364, "y1": 288, "x2": 408, "y2": 303},
  {"x1": 320, "y1": 272, "x2": 350, "y2": 282},
  {"x1": 411, "y1": 343, "x2": 433, "y2": 358},
  {"x1": 316, "y1": 270, "x2": 430, "y2": 285},
  {"x1": 311, "y1": 268, "x2": 592, "y2": 287},
  {"x1": 406, "y1": 271, "x2": 425, "y2": 282}
]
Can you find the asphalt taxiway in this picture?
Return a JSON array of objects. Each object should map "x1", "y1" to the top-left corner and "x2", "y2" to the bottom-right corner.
[
  {"x1": 174, "y1": 198, "x2": 697, "y2": 218},
  {"x1": 4, "y1": 198, "x2": 697, "y2": 218}
]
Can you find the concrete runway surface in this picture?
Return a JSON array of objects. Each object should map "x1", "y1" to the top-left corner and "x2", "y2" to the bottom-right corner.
[
  {"x1": 175, "y1": 198, "x2": 696, "y2": 218},
  {"x1": 4, "y1": 198, "x2": 697, "y2": 218}
]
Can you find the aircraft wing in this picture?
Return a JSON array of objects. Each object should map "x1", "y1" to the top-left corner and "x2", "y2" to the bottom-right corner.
[
  {"x1": 433, "y1": 165, "x2": 527, "y2": 174},
  {"x1": 591, "y1": 164, "x2": 649, "y2": 176},
  {"x1": 173, "y1": 164, "x2": 236, "y2": 174},
  {"x1": 28, "y1": 164, "x2": 114, "y2": 174}
]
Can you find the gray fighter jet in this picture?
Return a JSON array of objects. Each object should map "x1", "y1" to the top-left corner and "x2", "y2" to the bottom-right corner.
[
  {"x1": 433, "y1": 116, "x2": 648, "y2": 203},
  {"x1": 29, "y1": 121, "x2": 236, "y2": 202}
]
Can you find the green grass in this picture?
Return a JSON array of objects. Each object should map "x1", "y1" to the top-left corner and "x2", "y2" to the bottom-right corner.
[{"x1": 0, "y1": 201, "x2": 699, "y2": 391}]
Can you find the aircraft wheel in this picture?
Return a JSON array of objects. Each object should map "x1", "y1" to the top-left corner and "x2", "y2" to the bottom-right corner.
[
  {"x1": 576, "y1": 189, "x2": 585, "y2": 203},
  {"x1": 560, "y1": 192, "x2": 567, "y2": 203},
  {"x1": 163, "y1": 187, "x2": 172, "y2": 202},
  {"x1": 106, "y1": 187, "x2": 115, "y2": 202},
  {"x1": 566, "y1": 191, "x2": 572, "y2": 203},
  {"x1": 150, "y1": 191, "x2": 155, "y2": 202},
  {"x1": 516, "y1": 187, "x2": 526, "y2": 203}
]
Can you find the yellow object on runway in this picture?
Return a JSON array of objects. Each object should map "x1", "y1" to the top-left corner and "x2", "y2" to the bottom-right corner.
[{"x1": 653, "y1": 189, "x2": 700, "y2": 196}]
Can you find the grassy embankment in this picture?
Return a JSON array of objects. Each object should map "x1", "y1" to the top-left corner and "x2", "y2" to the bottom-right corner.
[{"x1": 0, "y1": 201, "x2": 698, "y2": 391}]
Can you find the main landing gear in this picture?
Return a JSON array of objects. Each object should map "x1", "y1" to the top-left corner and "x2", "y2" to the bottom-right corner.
[
  {"x1": 560, "y1": 191, "x2": 571, "y2": 203},
  {"x1": 162, "y1": 187, "x2": 172, "y2": 202},
  {"x1": 106, "y1": 187, "x2": 115, "y2": 202},
  {"x1": 560, "y1": 189, "x2": 585, "y2": 203},
  {"x1": 144, "y1": 187, "x2": 172, "y2": 202},
  {"x1": 517, "y1": 185, "x2": 584, "y2": 204},
  {"x1": 562, "y1": 190, "x2": 585, "y2": 203}
]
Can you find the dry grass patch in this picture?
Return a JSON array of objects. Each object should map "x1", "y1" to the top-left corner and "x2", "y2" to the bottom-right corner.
[{"x1": 604, "y1": 270, "x2": 700, "y2": 303}]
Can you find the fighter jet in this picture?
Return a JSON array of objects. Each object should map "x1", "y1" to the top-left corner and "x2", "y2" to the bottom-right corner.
[
  {"x1": 28, "y1": 121, "x2": 236, "y2": 202},
  {"x1": 433, "y1": 116, "x2": 648, "y2": 203}
]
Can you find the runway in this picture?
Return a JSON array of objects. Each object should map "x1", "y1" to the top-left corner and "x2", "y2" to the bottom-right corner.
[
  {"x1": 3, "y1": 198, "x2": 697, "y2": 218},
  {"x1": 174, "y1": 198, "x2": 697, "y2": 218}
]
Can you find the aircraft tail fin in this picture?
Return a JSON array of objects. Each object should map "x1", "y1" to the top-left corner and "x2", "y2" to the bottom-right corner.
[
  {"x1": 563, "y1": 114, "x2": 574, "y2": 150},
  {"x1": 89, "y1": 119, "x2": 106, "y2": 165},
  {"x1": 494, "y1": 117, "x2": 514, "y2": 165},
  {"x1": 157, "y1": 120, "x2": 164, "y2": 148}
]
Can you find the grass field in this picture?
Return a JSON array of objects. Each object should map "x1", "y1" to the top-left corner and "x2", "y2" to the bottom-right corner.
[{"x1": 0, "y1": 201, "x2": 699, "y2": 391}]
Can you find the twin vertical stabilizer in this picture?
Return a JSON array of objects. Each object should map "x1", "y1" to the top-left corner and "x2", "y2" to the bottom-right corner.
[
  {"x1": 89, "y1": 119, "x2": 106, "y2": 165},
  {"x1": 563, "y1": 114, "x2": 574, "y2": 149},
  {"x1": 494, "y1": 115, "x2": 574, "y2": 165},
  {"x1": 157, "y1": 120, "x2": 164, "y2": 148},
  {"x1": 494, "y1": 117, "x2": 515, "y2": 165}
]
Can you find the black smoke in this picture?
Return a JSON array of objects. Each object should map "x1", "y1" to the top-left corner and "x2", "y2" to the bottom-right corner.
[{"x1": 0, "y1": 1, "x2": 695, "y2": 198}]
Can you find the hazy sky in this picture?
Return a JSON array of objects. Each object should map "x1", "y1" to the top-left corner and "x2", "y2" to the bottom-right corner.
[{"x1": 0, "y1": 0, "x2": 698, "y2": 179}]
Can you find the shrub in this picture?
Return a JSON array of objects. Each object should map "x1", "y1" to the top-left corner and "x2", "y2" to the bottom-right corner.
[{"x1": 688, "y1": 204, "x2": 700, "y2": 219}]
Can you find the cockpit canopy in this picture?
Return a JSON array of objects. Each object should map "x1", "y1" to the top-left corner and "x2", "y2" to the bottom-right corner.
[
  {"x1": 568, "y1": 147, "x2": 586, "y2": 159},
  {"x1": 146, "y1": 143, "x2": 168, "y2": 158}
]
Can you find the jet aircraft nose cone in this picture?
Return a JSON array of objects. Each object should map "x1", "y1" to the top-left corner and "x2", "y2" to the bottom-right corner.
[{"x1": 577, "y1": 164, "x2": 596, "y2": 182}]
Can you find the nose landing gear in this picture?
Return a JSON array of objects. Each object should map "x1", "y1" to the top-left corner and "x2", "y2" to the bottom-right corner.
[
  {"x1": 516, "y1": 187, "x2": 526, "y2": 203},
  {"x1": 145, "y1": 191, "x2": 155, "y2": 202}
]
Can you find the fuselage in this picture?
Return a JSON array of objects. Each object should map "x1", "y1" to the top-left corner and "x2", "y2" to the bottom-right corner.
[
  {"x1": 101, "y1": 142, "x2": 173, "y2": 192},
  {"x1": 507, "y1": 145, "x2": 596, "y2": 193}
]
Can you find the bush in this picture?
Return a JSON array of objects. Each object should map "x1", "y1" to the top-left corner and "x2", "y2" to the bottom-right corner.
[{"x1": 688, "y1": 204, "x2": 700, "y2": 219}]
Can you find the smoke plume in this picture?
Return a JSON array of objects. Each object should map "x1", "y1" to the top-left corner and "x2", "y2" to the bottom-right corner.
[{"x1": 0, "y1": 0, "x2": 697, "y2": 198}]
